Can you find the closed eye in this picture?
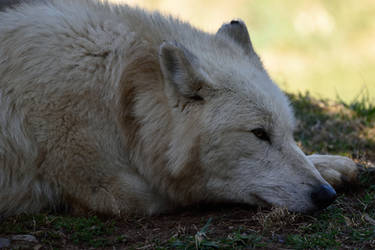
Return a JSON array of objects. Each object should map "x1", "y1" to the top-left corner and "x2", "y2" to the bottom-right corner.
[
  {"x1": 251, "y1": 128, "x2": 270, "y2": 143},
  {"x1": 189, "y1": 94, "x2": 203, "y2": 101}
]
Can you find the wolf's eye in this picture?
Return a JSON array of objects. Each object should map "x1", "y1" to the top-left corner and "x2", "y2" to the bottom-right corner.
[
  {"x1": 251, "y1": 128, "x2": 270, "y2": 142},
  {"x1": 190, "y1": 94, "x2": 204, "y2": 101}
]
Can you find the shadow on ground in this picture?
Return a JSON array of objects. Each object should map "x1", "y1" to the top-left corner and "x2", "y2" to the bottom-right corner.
[{"x1": 289, "y1": 92, "x2": 375, "y2": 162}]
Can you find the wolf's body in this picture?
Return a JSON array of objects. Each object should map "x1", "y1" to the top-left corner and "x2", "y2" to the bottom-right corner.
[{"x1": 0, "y1": 0, "x2": 357, "y2": 217}]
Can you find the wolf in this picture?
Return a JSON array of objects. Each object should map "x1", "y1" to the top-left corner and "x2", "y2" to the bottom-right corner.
[{"x1": 0, "y1": 0, "x2": 358, "y2": 217}]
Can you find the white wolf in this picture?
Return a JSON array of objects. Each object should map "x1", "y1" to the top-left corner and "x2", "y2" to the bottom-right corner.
[{"x1": 0, "y1": 0, "x2": 358, "y2": 217}]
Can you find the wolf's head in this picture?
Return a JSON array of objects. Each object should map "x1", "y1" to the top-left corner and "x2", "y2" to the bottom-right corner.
[{"x1": 157, "y1": 20, "x2": 336, "y2": 212}]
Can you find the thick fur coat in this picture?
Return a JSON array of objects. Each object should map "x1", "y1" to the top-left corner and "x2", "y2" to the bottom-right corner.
[{"x1": 0, "y1": 0, "x2": 358, "y2": 217}]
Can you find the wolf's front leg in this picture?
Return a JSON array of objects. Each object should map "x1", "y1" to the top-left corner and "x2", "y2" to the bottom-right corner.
[
  {"x1": 57, "y1": 167, "x2": 171, "y2": 217},
  {"x1": 307, "y1": 154, "x2": 359, "y2": 188}
]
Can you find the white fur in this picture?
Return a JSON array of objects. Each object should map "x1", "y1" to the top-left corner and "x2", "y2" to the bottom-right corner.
[{"x1": 0, "y1": 0, "x2": 357, "y2": 217}]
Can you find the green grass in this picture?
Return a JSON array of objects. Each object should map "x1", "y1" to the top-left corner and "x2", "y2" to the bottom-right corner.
[
  {"x1": 0, "y1": 215, "x2": 120, "y2": 248},
  {"x1": 339, "y1": 92, "x2": 375, "y2": 124},
  {"x1": 0, "y1": 92, "x2": 374, "y2": 249},
  {"x1": 288, "y1": 92, "x2": 375, "y2": 156},
  {"x1": 168, "y1": 226, "x2": 266, "y2": 249}
]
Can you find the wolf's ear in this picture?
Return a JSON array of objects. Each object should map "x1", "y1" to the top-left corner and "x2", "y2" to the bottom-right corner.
[
  {"x1": 159, "y1": 41, "x2": 210, "y2": 101},
  {"x1": 217, "y1": 19, "x2": 256, "y2": 56}
]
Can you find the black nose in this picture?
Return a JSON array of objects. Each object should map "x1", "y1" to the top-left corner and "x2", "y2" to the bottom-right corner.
[{"x1": 311, "y1": 184, "x2": 337, "y2": 209}]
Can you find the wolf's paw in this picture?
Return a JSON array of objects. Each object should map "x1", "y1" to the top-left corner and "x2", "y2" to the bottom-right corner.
[
  {"x1": 67, "y1": 187, "x2": 121, "y2": 217},
  {"x1": 307, "y1": 154, "x2": 359, "y2": 189}
]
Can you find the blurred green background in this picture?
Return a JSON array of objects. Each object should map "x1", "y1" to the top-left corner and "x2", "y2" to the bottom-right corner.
[{"x1": 116, "y1": 0, "x2": 375, "y2": 104}]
